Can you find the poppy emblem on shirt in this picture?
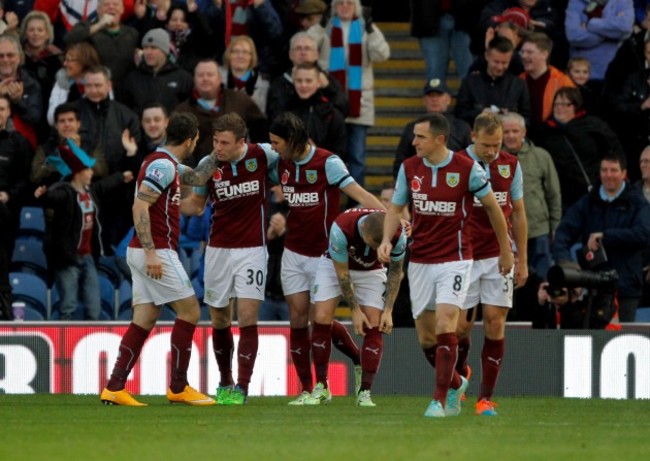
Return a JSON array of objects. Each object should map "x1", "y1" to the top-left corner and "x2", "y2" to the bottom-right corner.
[
  {"x1": 281, "y1": 170, "x2": 290, "y2": 184},
  {"x1": 246, "y1": 159, "x2": 257, "y2": 172},
  {"x1": 446, "y1": 172, "x2": 460, "y2": 188},
  {"x1": 306, "y1": 170, "x2": 318, "y2": 184},
  {"x1": 213, "y1": 168, "x2": 223, "y2": 181},
  {"x1": 498, "y1": 165, "x2": 511, "y2": 179},
  {"x1": 411, "y1": 176, "x2": 422, "y2": 192}
]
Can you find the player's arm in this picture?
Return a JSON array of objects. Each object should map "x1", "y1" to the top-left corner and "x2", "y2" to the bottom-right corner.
[
  {"x1": 341, "y1": 182, "x2": 386, "y2": 210},
  {"x1": 333, "y1": 260, "x2": 371, "y2": 335},
  {"x1": 133, "y1": 184, "x2": 163, "y2": 279},
  {"x1": 181, "y1": 192, "x2": 208, "y2": 216},
  {"x1": 511, "y1": 197, "x2": 528, "y2": 288},
  {"x1": 479, "y1": 192, "x2": 514, "y2": 275},
  {"x1": 380, "y1": 231, "x2": 407, "y2": 334},
  {"x1": 179, "y1": 153, "x2": 219, "y2": 186}
]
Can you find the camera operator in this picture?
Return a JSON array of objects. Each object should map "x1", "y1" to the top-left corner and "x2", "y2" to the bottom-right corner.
[
  {"x1": 552, "y1": 153, "x2": 650, "y2": 322},
  {"x1": 533, "y1": 263, "x2": 620, "y2": 329}
]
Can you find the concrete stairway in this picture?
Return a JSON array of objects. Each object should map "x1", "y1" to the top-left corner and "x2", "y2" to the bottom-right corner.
[{"x1": 367, "y1": 22, "x2": 460, "y2": 193}]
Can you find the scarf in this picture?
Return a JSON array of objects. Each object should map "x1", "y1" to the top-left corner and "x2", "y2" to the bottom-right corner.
[
  {"x1": 224, "y1": 0, "x2": 252, "y2": 46},
  {"x1": 193, "y1": 88, "x2": 222, "y2": 113},
  {"x1": 329, "y1": 16, "x2": 363, "y2": 118},
  {"x1": 227, "y1": 69, "x2": 259, "y2": 96},
  {"x1": 169, "y1": 29, "x2": 192, "y2": 61}
]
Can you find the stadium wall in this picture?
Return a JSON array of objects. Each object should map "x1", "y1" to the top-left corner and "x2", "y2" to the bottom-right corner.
[{"x1": 1, "y1": 324, "x2": 649, "y2": 399}]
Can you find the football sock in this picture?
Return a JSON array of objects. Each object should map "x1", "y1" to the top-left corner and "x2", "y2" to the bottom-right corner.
[
  {"x1": 433, "y1": 332, "x2": 458, "y2": 405},
  {"x1": 311, "y1": 322, "x2": 332, "y2": 387},
  {"x1": 212, "y1": 326, "x2": 234, "y2": 387},
  {"x1": 360, "y1": 327, "x2": 383, "y2": 392},
  {"x1": 290, "y1": 327, "x2": 313, "y2": 393},
  {"x1": 169, "y1": 318, "x2": 196, "y2": 393},
  {"x1": 479, "y1": 337, "x2": 505, "y2": 401},
  {"x1": 331, "y1": 319, "x2": 361, "y2": 365},
  {"x1": 236, "y1": 325, "x2": 259, "y2": 394},
  {"x1": 423, "y1": 344, "x2": 438, "y2": 368},
  {"x1": 106, "y1": 322, "x2": 150, "y2": 391},
  {"x1": 456, "y1": 335, "x2": 471, "y2": 377}
]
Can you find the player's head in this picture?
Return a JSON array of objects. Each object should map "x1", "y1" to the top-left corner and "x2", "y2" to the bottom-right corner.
[
  {"x1": 165, "y1": 112, "x2": 199, "y2": 159},
  {"x1": 269, "y1": 112, "x2": 309, "y2": 160},
  {"x1": 379, "y1": 180, "x2": 395, "y2": 209},
  {"x1": 412, "y1": 113, "x2": 450, "y2": 158},
  {"x1": 213, "y1": 113, "x2": 248, "y2": 161},
  {"x1": 360, "y1": 212, "x2": 385, "y2": 250},
  {"x1": 471, "y1": 112, "x2": 503, "y2": 164}
]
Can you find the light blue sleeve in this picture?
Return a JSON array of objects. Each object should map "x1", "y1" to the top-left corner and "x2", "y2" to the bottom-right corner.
[
  {"x1": 325, "y1": 155, "x2": 355, "y2": 189},
  {"x1": 259, "y1": 143, "x2": 280, "y2": 184},
  {"x1": 390, "y1": 232, "x2": 408, "y2": 262},
  {"x1": 328, "y1": 223, "x2": 349, "y2": 263},
  {"x1": 510, "y1": 162, "x2": 524, "y2": 201},
  {"x1": 469, "y1": 161, "x2": 492, "y2": 199},
  {"x1": 143, "y1": 158, "x2": 176, "y2": 193},
  {"x1": 392, "y1": 166, "x2": 410, "y2": 206}
]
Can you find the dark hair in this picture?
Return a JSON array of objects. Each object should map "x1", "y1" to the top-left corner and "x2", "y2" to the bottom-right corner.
[
  {"x1": 141, "y1": 102, "x2": 169, "y2": 118},
  {"x1": 554, "y1": 86, "x2": 583, "y2": 110},
  {"x1": 270, "y1": 112, "x2": 309, "y2": 155},
  {"x1": 601, "y1": 151, "x2": 627, "y2": 170},
  {"x1": 522, "y1": 32, "x2": 553, "y2": 54},
  {"x1": 54, "y1": 103, "x2": 79, "y2": 122},
  {"x1": 84, "y1": 65, "x2": 111, "y2": 81},
  {"x1": 487, "y1": 35, "x2": 515, "y2": 54},
  {"x1": 362, "y1": 212, "x2": 385, "y2": 246},
  {"x1": 293, "y1": 61, "x2": 322, "y2": 74},
  {"x1": 473, "y1": 112, "x2": 503, "y2": 135},
  {"x1": 213, "y1": 113, "x2": 248, "y2": 140},
  {"x1": 166, "y1": 112, "x2": 199, "y2": 146},
  {"x1": 413, "y1": 113, "x2": 450, "y2": 140}
]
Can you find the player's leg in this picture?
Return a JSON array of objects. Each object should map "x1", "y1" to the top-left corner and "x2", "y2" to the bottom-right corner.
[
  {"x1": 304, "y1": 296, "x2": 339, "y2": 405},
  {"x1": 456, "y1": 259, "x2": 482, "y2": 380},
  {"x1": 357, "y1": 305, "x2": 382, "y2": 407},
  {"x1": 228, "y1": 298, "x2": 261, "y2": 404}
]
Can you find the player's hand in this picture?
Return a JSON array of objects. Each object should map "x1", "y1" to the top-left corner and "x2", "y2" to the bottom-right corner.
[
  {"x1": 145, "y1": 252, "x2": 163, "y2": 279},
  {"x1": 377, "y1": 241, "x2": 392, "y2": 264},
  {"x1": 498, "y1": 251, "x2": 514, "y2": 276},
  {"x1": 399, "y1": 219, "x2": 412, "y2": 238},
  {"x1": 351, "y1": 308, "x2": 372, "y2": 336},
  {"x1": 513, "y1": 257, "x2": 528, "y2": 289},
  {"x1": 379, "y1": 311, "x2": 393, "y2": 335}
]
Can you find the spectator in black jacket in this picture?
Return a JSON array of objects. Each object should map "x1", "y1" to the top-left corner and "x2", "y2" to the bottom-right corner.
[
  {"x1": 286, "y1": 62, "x2": 347, "y2": 160},
  {"x1": 122, "y1": 28, "x2": 194, "y2": 116},
  {"x1": 393, "y1": 79, "x2": 472, "y2": 177},
  {"x1": 552, "y1": 153, "x2": 650, "y2": 321},
  {"x1": 456, "y1": 36, "x2": 531, "y2": 126}
]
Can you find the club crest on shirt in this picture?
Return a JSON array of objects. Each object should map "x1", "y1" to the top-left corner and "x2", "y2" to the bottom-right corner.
[
  {"x1": 306, "y1": 169, "x2": 317, "y2": 184},
  {"x1": 498, "y1": 165, "x2": 511, "y2": 179},
  {"x1": 281, "y1": 170, "x2": 290, "y2": 185},
  {"x1": 411, "y1": 176, "x2": 422, "y2": 192},
  {"x1": 446, "y1": 172, "x2": 460, "y2": 188},
  {"x1": 245, "y1": 158, "x2": 257, "y2": 172}
]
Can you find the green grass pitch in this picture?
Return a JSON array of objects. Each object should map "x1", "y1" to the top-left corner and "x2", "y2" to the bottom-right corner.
[{"x1": 1, "y1": 395, "x2": 649, "y2": 461}]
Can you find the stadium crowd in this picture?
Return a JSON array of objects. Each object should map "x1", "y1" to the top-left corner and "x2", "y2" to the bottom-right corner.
[{"x1": 0, "y1": 0, "x2": 649, "y2": 330}]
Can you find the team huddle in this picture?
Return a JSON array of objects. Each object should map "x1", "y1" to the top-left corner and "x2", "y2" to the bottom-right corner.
[{"x1": 100, "y1": 109, "x2": 525, "y2": 418}]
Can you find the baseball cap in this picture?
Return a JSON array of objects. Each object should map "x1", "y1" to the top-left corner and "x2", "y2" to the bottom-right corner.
[
  {"x1": 492, "y1": 7, "x2": 530, "y2": 30},
  {"x1": 423, "y1": 78, "x2": 449, "y2": 95},
  {"x1": 295, "y1": 0, "x2": 328, "y2": 15}
]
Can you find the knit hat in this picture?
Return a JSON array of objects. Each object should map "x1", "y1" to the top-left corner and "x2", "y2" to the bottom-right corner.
[
  {"x1": 492, "y1": 7, "x2": 530, "y2": 30},
  {"x1": 142, "y1": 28, "x2": 171, "y2": 55},
  {"x1": 46, "y1": 139, "x2": 96, "y2": 177},
  {"x1": 295, "y1": 0, "x2": 327, "y2": 15}
]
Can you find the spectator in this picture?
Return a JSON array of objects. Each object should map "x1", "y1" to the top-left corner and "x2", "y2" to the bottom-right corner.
[
  {"x1": 519, "y1": 32, "x2": 574, "y2": 128},
  {"x1": 295, "y1": 0, "x2": 328, "y2": 32},
  {"x1": 635, "y1": 147, "x2": 650, "y2": 305},
  {"x1": 309, "y1": 0, "x2": 391, "y2": 187},
  {"x1": 122, "y1": 28, "x2": 193, "y2": 116},
  {"x1": 32, "y1": 102, "x2": 100, "y2": 187},
  {"x1": 552, "y1": 153, "x2": 650, "y2": 322},
  {"x1": 175, "y1": 59, "x2": 267, "y2": 167},
  {"x1": 286, "y1": 62, "x2": 347, "y2": 158},
  {"x1": 535, "y1": 87, "x2": 623, "y2": 212},
  {"x1": 36, "y1": 138, "x2": 133, "y2": 320},
  {"x1": 20, "y1": 10, "x2": 63, "y2": 141},
  {"x1": 47, "y1": 42, "x2": 101, "y2": 126},
  {"x1": 220, "y1": 35, "x2": 269, "y2": 113},
  {"x1": 566, "y1": 56, "x2": 604, "y2": 117},
  {"x1": 266, "y1": 31, "x2": 348, "y2": 123},
  {"x1": 3, "y1": 0, "x2": 33, "y2": 23},
  {"x1": 137, "y1": 102, "x2": 168, "y2": 155},
  {"x1": 393, "y1": 79, "x2": 472, "y2": 177},
  {"x1": 501, "y1": 111, "x2": 561, "y2": 279},
  {"x1": 469, "y1": 11, "x2": 527, "y2": 75},
  {"x1": 64, "y1": 0, "x2": 140, "y2": 101},
  {"x1": 409, "y1": 0, "x2": 479, "y2": 82},
  {"x1": 0, "y1": 34, "x2": 43, "y2": 149},
  {"x1": 565, "y1": 0, "x2": 634, "y2": 83},
  {"x1": 455, "y1": 36, "x2": 531, "y2": 126}
]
